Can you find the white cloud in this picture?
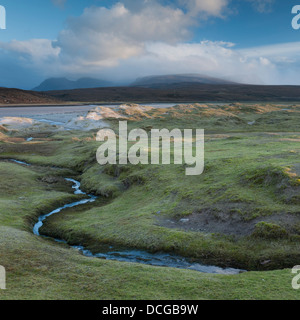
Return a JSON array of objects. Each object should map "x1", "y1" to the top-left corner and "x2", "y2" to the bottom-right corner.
[
  {"x1": 54, "y1": 39, "x2": 300, "y2": 86},
  {"x1": 118, "y1": 41, "x2": 278, "y2": 85},
  {"x1": 0, "y1": 39, "x2": 60, "y2": 62},
  {"x1": 239, "y1": 42, "x2": 300, "y2": 61},
  {"x1": 237, "y1": 42, "x2": 300, "y2": 84},
  {"x1": 180, "y1": 0, "x2": 229, "y2": 17},
  {"x1": 52, "y1": 2, "x2": 191, "y2": 68},
  {"x1": 247, "y1": 0, "x2": 274, "y2": 13}
]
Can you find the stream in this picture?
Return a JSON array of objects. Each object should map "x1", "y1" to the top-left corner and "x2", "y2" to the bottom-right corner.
[{"x1": 10, "y1": 159, "x2": 245, "y2": 275}]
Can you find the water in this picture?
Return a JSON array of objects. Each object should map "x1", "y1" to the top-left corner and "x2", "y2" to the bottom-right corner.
[
  {"x1": 73, "y1": 246, "x2": 243, "y2": 275},
  {"x1": 9, "y1": 159, "x2": 30, "y2": 166},
  {"x1": 37, "y1": 119, "x2": 65, "y2": 126},
  {"x1": 0, "y1": 104, "x2": 177, "y2": 118},
  {"x1": 33, "y1": 178, "x2": 97, "y2": 236},
  {"x1": 0, "y1": 105, "x2": 97, "y2": 117}
]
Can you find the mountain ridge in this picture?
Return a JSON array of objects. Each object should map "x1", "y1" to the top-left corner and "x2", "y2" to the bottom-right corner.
[
  {"x1": 130, "y1": 74, "x2": 237, "y2": 88},
  {"x1": 33, "y1": 77, "x2": 114, "y2": 91}
]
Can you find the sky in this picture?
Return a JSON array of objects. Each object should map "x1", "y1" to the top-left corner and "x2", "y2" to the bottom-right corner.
[{"x1": 0, "y1": 0, "x2": 300, "y2": 89}]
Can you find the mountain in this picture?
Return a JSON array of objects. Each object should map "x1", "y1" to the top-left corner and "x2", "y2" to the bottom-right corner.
[
  {"x1": 130, "y1": 74, "x2": 237, "y2": 88},
  {"x1": 33, "y1": 77, "x2": 114, "y2": 91}
]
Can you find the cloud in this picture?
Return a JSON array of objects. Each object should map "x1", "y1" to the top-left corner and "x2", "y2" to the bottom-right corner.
[
  {"x1": 1, "y1": 36, "x2": 299, "y2": 89},
  {"x1": 239, "y1": 42, "x2": 300, "y2": 62},
  {"x1": 53, "y1": 2, "x2": 192, "y2": 68},
  {"x1": 247, "y1": 0, "x2": 274, "y2": 13},
  {"x1": 116, "y1": 0, "x2": 230, "y2": 17},
  {"x1": 238, "y1": 42, "x2": 300, "y2": 84},
  {"x1": 0, "y1": 1, "x2": 300, "y2": 88},
  {"x1": 111, "y1": 41, "x2": 278, "y2": 85},
  {"x1": 180, "y1": 0, "x2": 229, "y2": 17},
  {"x1": 0, "y1": 39, "x2": 60, "y2": 63},
  {"x1": 51, "y1": 0, "x2": 233, "y2": 71},
  {"x1": 0, "y1": 39, "x2": 60, "y2": 88},
  {"x1": 46, "y1": 1, "x2": 281, "y2": 85}
]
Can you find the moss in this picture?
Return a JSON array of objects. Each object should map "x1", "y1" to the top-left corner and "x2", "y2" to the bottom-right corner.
[
  {"x1": 80, "y1": 166, "x2": 123, "y2": 198},
  {"x1": 241, "y1": 166, "x2": 293, "y2": 188},
  {"x1": 252, "y1": 222, "x2": 288, "y2": 240}
]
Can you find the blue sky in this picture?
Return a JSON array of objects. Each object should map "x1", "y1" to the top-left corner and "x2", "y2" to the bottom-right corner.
[
  {"x1": 1, "y1": 0, "x2": 298, "y2": 47},
  {"x1": 0, "y1": 0, "x2": 300, "y2": 88}
]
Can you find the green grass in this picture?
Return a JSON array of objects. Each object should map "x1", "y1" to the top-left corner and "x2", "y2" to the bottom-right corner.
[
  {"x1": 0, "y1": 160, "x2": 298, "y2": 300},
  {"x1": 37, "y1": 132, "x2": 300, "y2": 271},
  {"x1": 1, "y1": 226, "x2": 299, "y2": 300},
  {"x1": 2, "y1": 102, "x2": 300, "y2": 299}
]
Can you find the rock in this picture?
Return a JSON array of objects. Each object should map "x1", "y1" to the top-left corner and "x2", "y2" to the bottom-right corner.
[{"x1": 260, "y1": 260, "x2": 271, "y2": 265}]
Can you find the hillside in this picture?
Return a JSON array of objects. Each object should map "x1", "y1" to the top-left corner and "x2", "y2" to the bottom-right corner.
[
  {"x1": 0, "y1": 87, "x2": 61, "y2": 105},
  {"x1": 45, "y1": 84, "x2": 300, "y2": 103},
  {"x1": 1, "y1": 83, "x2": 300, "y2": 105},
  {"x1": 131, "y1": 73, "x2": 236, "y2": 87}
]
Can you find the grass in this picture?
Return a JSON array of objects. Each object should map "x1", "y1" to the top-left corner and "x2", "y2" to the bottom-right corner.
[
  {"x1": 0, "y1": 160, "x2": 298, "y2": 300},
  {"x1": 1, "y1": 226, "x2": 299, "y2": 300},
  {"x1": 37, "y1": 132, "x2": 300, "y2": 271},
  {"x1": 2, "y1": 102, "x2": 300, "y2": 299}
]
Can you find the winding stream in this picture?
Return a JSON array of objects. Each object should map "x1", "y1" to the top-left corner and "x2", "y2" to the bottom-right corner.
[
  {"x1": 10, "y1": 159, "x2": 245, "y2": 275},
  {"x1": 33, "y1": 178, "x2": 97, "y2": 236}
]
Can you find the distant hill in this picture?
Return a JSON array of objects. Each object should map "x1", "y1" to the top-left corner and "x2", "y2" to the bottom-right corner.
[
  {"x1": 33, "y1": 77, "x2": 114, "y2": 91},
  {"x1": 0, "y1": 87, "x2": 61, "y2": 105},
  {"x1": 131, "y1": 74, "x2": 237, "y2": 88},
  {"x1": 46, "y1": 83, "x2": 300, "y2": 103}
]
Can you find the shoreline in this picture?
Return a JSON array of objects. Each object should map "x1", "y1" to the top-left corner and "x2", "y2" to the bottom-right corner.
[{"x1": 1, "y1": 100, "x2": 300, "y2": 108}]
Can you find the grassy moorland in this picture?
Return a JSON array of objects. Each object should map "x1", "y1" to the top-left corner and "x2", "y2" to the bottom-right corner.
[{"x1": 1, "y1": 103, "x2": 300, "y2": 299}]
